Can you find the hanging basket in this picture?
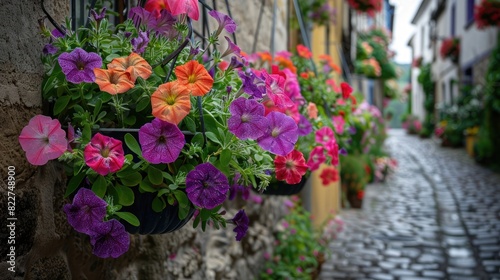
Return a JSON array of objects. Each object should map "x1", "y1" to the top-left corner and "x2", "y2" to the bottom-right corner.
[
  {"x1": 96, "y1": 128, "x2": 195, "y2": 234},
  {"x1": 261, "y1": 176, "x2": 308, "y2": 196}
]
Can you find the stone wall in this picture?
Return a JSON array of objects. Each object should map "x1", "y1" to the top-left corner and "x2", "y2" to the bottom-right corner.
[{"x1": 0, "y1": 1, "x2": 290, "y2": 279}]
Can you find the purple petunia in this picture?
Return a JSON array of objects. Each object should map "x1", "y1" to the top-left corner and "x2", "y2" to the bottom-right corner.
[
  {"x1": 348, "y1": 126, "x2": 357, "y2": 135},
  {"x1": 228, "y1": 97, "x2": 269, "y2": 140},
  {"x1": 150, "y1": 9, "x2": 179, "y2": 38},
  {"x1": 339, "y1": 147, "x2": 348, "y2": 156},
  {"x1": 131, "y1": 31, "x2": 150, "y2": 54},
  {"x1": 232, "y1": 209, "x2": 249, "y2": 241},
  {"x1": 58, "y1": 48, "x2": 102, "y2": 84},
  {"x1": 228, "y1": 173, "x2": 250, "y2": 201},
  {"x1": 221, "y1": 36, "x2": 240, "y2": 58},
  {"x1": 297, "y1": 115, "x2": 312, "y2": 136},
  {"x1": 63, "y1": 188, "x2": 107, "y2": 235},
  {"x1": 257, "y1": 112, "x2": 298, "y2": 156},
  {"x1": 51, "y1": 28, "x2": 65, "y2": 38},
  {"x1": 208, "y1": 10, "x2": 237, "y2": 35},
  {"x1": 238, "y1": 70, "x2": 266, "y2": 98},
  {"x1": 43, "y1": 44, "x2": 57, "y2": 55},
  {"x1": 91, "y1": 7, "x2": 107, "y2": 22},
  {"x1": 89, "y1": 219, "x2": 130, "y2": 258},
  {"x1": 139, "y1": 118, "x2": 185, "y2": 164},
  {"x1": 185, "y1": 163, "x2": 229, "y2": 209}
]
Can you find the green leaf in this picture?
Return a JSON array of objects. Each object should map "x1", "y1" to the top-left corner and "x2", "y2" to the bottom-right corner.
[
  {"x1": 92, "y1": 176, "x2": 107, "y2": 198},
  {"x1": 125, "y1": 133, "x2": 142, "y2": 156},
  {"x1": 173, "y1": 190, "x2": 189, "y2": 208},
  {"x1": 53, "y1": 95, "x2": 71, "y2": 115},
  {"x1": 64, "y1": 173, "x2": 85, "y2": 198},
  {"x1": 124, "y1": 115, "x2": 137, "y2": 126},
  {"x1": 191, "y1": 133, "x2": 204, "y2": 146},
  {"x1": 183, "y1": 116, "x2": 196, "y2": 133},
  {"x1": 152, "y1": 196, "x2": 166, "y2": 212},
  {"x1": 148, "y1": 166, "x2": 163, "y2": 185},
  {"x1": 113, "y1": 185, "x2": 135, "y2": 206},
  {"x1": 140, "y1": 178, "x2": 156, "y2": 192},
  {"x1": 254, "y1": 154, "x2": 263, "y2": 161},
  {"x1": 115, "y1": 211, "x2": 140, "y2": 226},
  {"x1": 136, "y1": 97, "x2": 150, "y2": 112},
  {"x1": 178, "y1": 206, "x2": 190, "y2": 220},
  {"x1": 153, "y1": 65, "x2": 166, "y2": 78},
  {"x1": 220, "y1": 149, "x2": 232, "y2": 164},
  {"x1": 157, "y1": 188, "x2": 170, "y2": 197},
  {"x1": 205, "y1": 131, "x2": 221, "y2": 145},
  {"x1": 120, "y1": 172, "x2": 142, "y2": 186},
  {"x1": 93, "y1": 99, "x2": 102, "y2": 118},
  {"x1": 163, "y1": 172, "x2": 174, "y2": 183},
  {"x1": 105, "y1": 53, "x2": 121, "y2": 62},
  {"x1": 82, "y1": 124, "x2": 91, "y2": 144},
  {"x1": 200, "y1": 208, "x2": 211, "y2": 221}
]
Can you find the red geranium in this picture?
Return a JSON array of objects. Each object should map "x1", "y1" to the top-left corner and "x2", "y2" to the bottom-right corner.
[
  {"x1": 475, "y1": 0, "x2": 500, "y2": 29},
  {"x1": 346, "y1": 0, "x2": 383, "y2": 17},
  {"x1": 440, "y1": 37, "x2": 460, "y2": 63}
]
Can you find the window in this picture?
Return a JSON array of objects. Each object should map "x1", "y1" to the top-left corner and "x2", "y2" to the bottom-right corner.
[
  {"x1": 451, "y1": 3, "x2": 456, "y2": 36},
  {"x1": 467, "y1": 0, "x2": 475, "y2": 24}
]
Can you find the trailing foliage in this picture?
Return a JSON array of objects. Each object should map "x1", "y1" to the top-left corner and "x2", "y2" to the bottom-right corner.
[{"x1": 417, "y1": 63, "x2": 435, "y2": 138}]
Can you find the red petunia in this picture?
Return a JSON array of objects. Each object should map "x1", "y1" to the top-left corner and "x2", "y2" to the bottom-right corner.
[
  {"x1": 274, "y1": 150, "x2": 308, "y2": 184},
  {"x1": 320, "y1": 166, "x2": 339, "y2": 186}
]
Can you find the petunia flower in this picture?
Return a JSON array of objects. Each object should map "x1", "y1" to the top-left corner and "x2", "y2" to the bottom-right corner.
[
  {"x1": 90, "y1": 7, "x2": 107, "y2": 22},
  {"x1": 94, "y1": 69, "x2": 135, "y2": 95},
  {"x1": 58, "y1": 48, "x2": 102, "y2": 84},
  {"x1": 145, "y1": 0, "x2": 171, "y2": 18},
  {"x1": 274, "y1": 150, "x2": 308, "y2": 184},
  {"x1": 307, "y1": 102, "x2": 318, "y2": 119},
  {"x1": 315, "y1": 127, "x2": 335, "y2": 146},
  {"x1": 232, "y1": 209, "x2": 249, "y2": 241},
  {"x1": 257, "y1": 112, "x2": 298, "y2": 156},
  {"x1": 175, "y1": 60, "x2": 214, "y2": 96},
  {"x1": 151, "y1": 81, "x2": 191, "y2": 124},
  {"x1": 332, "y1": 115, "x2": 345, "y2": 135},
  {"x1": 320, "y1": 166, "x2": 339, "y2": 185},
  {"x1": 131, "y1": 31, "x2": 150, "y2": 54},
  {"x1": 228, "y1": 97, "x2": 269, "y2": 140},
  {"x1": 297, "y1": 115, "x2": 312, "y2": 136},
  {"x1": 18, "y1": 115, "x2": 67, "y2": 165},
  {"x1": 89, "y1": 219, "x2": 130, "y2": 258},
  {"x1": 297, "y1": 44, "x2": 312, "y2": 59},
  {"x1": 307, "y1": 146, "x2": 326, "y2": 172},
  {"x1": 150, "y1": 9, "x2": 179, "y2": 38},
  {"x1": 325, "y1": 140, "x2": 339, "y2": 166},
  {"x1": 208, "y1": 10, "x2": 237, "y2": 35},
  {"x1": 63, "y1": 188, "x2": 107, "y2": 235},
  {"x1": 139, "y1": 118, "x2": 185, "y2": 164},
  {"x1": 107, "y1": 53, "x2": 152, "y2": 82},
  {"x1": 228, "y1": 174, "x2": 250, "y2": 201},
  {"x1": 166, "y1": 0, "x2": 199, "y2": 20},
  {"x1": 43, "y1": 44, "x2": 57, "y2": 55},
  {"x1": 238, "y1": 70, "x2": 266, "y2": 98},
  {"x1": 221, "y1": 36, "x2": 241, "y2": 58},
  {"x1": 84, "y1": 133, "x2": 125, "y2": 175},
  {"x1": 185, "y1": 163, "x2": 230, "y2": 209},
  {"x1": 341, "y1": 82, "x2": 353, "y2": 99}
]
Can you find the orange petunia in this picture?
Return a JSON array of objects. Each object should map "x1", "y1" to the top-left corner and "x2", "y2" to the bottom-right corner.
[
  {"x1": 258, "y1": 51, "x2": 273, "y2": 63},
  {"x1": 275, "y1": 56, "x2": 297, "y2": 73},
  {"x1": 94, "y1": 68, "x2": 135, "y2": 95},
  {"x1": 151, "y1": 81, "x2": 191, "y2": 124},
  {"x1": 107, "y1": 53, "x2": 152, "y2": 82},
  {"x1": 297, "y1": 44, "x2": 312, "y2": 59},
  {"x1": 174, "y1": 60, "x2": 214, "y2": 96},
  {"x1": 307, "y1": 102, "x2": 318, "y2": 119}
]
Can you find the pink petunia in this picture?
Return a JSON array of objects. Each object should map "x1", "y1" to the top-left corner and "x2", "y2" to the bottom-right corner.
[
  {"x1": 307, "y1": 146, "x2": 326, "y2": 171},
  {"x1": 315, "y1": 126, "x2": 335, "y2": 146},
  {"x1": 332, "y1": 115, "x2": 345, "y2": 135},
  {"x1": 18, "y1": 115, "x2": 67, "y2": 165},
  {"x1": 84, "y1": 133, "x2": 125, "y2": 175},
  {"x1": 166, "y1": 0, "x2": 199, "y2": 20},
  {"x1": 325, "y1": 140, "x2": 339, "y2": 166}
]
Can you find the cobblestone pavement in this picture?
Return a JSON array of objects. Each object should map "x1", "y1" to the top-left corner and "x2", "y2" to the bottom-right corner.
[{"x1": 320, "y1": 129, "x2": 500, "y2": 280}]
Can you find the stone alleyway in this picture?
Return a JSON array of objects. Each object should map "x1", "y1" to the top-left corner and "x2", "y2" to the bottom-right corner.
[{"x1": 320, "y1": 129, "x2": 500, "y2": 280}]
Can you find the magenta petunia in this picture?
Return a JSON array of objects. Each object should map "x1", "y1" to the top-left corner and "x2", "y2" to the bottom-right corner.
[
  {"x1": 228, "y1": 97, "x2": 269, "y2": 140},
  {"x1": 208, "y1": 10, "x2": 237, "y2": 34},
  {"x1": 18, "y1": 115, "x2": 67, "y2": 165},
  {"x1": 84, "y1": 133, "x2": 125, "y2": 176},
  {"x1": 139, "y1": 118, "x2": 185, "y2": 164},
  {"x1": 238, "y1": 70, "x2": 266, "y2": 98},
  {"x1": 307, "y1": 146, "x2": 326, "y2": 171},
  {"x1": 221, "y1": 36, "x2": 241, "y2": 58},
  {"x1": 315, "y1": 126, "x2": 335, "y2": 146},
  {"x1": 257, "y1": 112, "x2": 298, "y2": 156},
  {"x1": 185, "y1": 163, "x2": 230, "y2": 209},
  {"x1": 58, "y1": 48, "x2": 102, "y2": 84},
  {"x1": 232, "y1": 209, "x2": 249, "y2": 241},
  {"x1": 89, "y1": 219, "x2": 130, "y2": 258},
  {"x1": 63, "y1": 188, "x2": 107, "y2": 235}
]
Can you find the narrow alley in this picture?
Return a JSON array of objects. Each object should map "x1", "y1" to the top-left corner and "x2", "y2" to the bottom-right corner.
[{"x1": 320, "y1": 130, "x2": 500, "y2": 280}]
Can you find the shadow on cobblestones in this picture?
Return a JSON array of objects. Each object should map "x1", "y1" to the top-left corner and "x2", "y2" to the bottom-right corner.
[{"x1": 320, "y1": 129, "x2": 500, "y2": 280}]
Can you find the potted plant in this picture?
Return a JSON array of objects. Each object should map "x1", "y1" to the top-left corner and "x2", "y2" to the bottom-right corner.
[
  {"x1": 475, "y1": 0, "x2": 500, "y2": 29},
  {"x1": 19, "y1": 1, "x2": 302, "y2": 258},
  {"x1": 440, "y1": 37, "x2": 460, "y2": 63},
  {"x1": 346, "y1": 0, "x2": 383, "y2": 17}
]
